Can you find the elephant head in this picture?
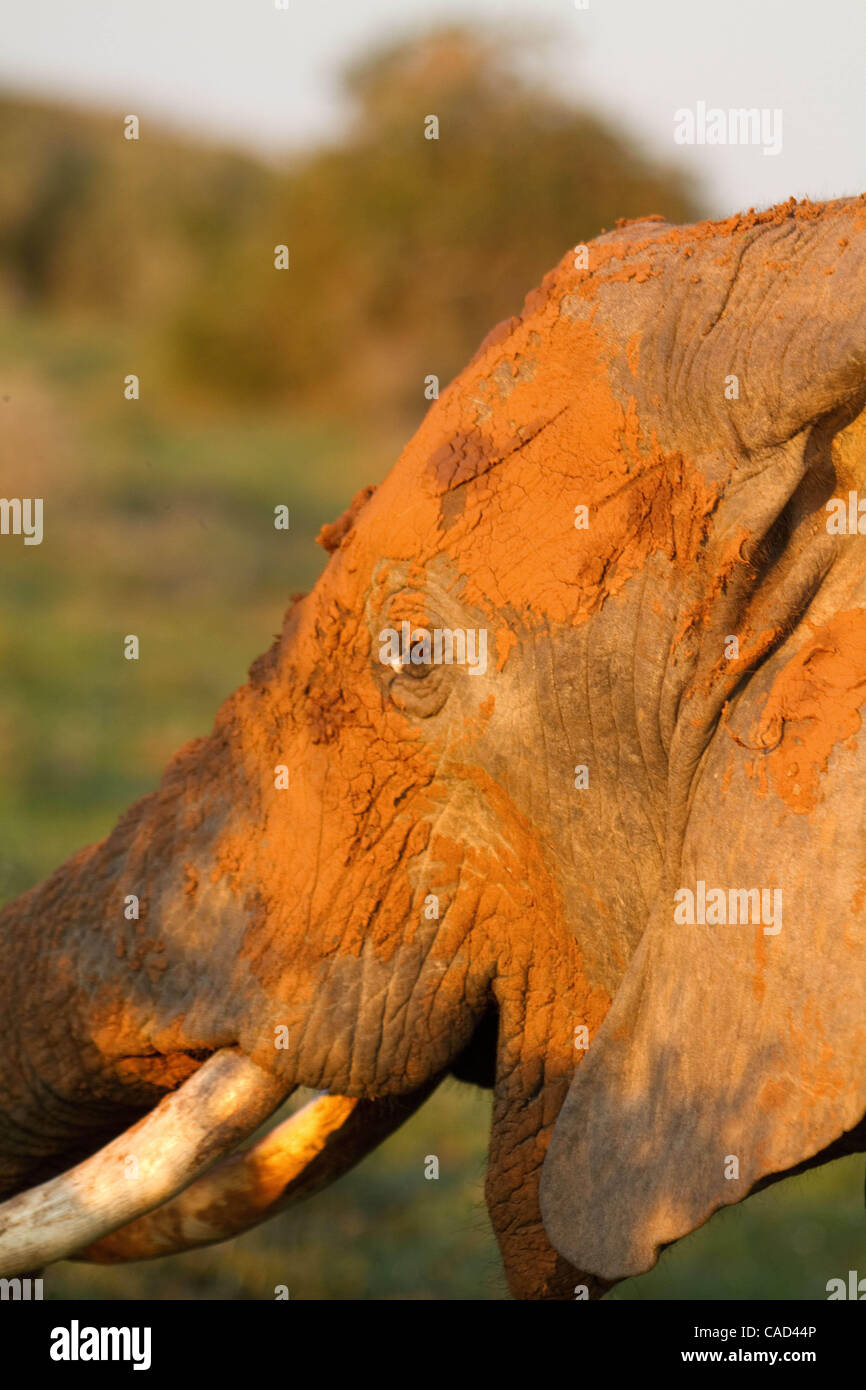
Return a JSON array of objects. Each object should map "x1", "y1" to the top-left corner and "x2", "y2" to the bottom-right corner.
[{"x1": 1, "y1": 194, "x2": 865, "y2": 1299}]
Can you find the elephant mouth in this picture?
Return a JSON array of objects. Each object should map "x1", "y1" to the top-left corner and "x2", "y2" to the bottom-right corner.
[
  {"x1": 61, "y1": 1011, "x2": 501, "y2": 1269},
  {"x1": 73, "y1": 1086, "x2": 437, "y2": 1265},
  {"x1": 0, "y1": 1049, "x2": 285, "y2": 1276},
  {"x1": 0, "y1": 993, "x2": 496, "y2": 1275},
  {"x1": 0, "y1": 1047, "x2": 439, "y2": 1276}
]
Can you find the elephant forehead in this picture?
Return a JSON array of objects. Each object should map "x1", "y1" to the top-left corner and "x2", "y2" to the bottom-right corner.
[
  {"x1": 327, "y1": 197, "x2": 866, "y2": 626},
  {"x1": 346, "y1": 317, "x2": 719, "y2": 626}
]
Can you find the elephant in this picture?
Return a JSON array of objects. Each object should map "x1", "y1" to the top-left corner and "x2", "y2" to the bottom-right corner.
[{"x1": 1, "y1": 193, "x2": 865, "y2": 1300}]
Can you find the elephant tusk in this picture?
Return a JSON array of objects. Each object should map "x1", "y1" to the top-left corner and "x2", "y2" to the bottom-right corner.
[
  {"x1": 72, "y1": 1083, "x2": 438, "y2": 1263},
  {"x1": 0, "y1": 1048, "x2": 287, "y2": 1278}
]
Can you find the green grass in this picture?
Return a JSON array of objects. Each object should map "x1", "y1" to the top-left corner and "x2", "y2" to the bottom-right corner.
[{"x1": 2, "y1": 313, "x2": 865, "y2": 1299}]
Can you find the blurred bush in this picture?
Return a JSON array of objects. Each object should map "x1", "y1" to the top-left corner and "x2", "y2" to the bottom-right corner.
[{"x1": 0, "y1": 25, "x2": 699, "y2": 425}]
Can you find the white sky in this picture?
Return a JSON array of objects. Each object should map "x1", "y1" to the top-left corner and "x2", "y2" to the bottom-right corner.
[{"x1": 1, "y1": 0, "x2": 864, "y2": 217}]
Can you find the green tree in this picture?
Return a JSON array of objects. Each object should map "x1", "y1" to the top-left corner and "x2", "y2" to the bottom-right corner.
[{"x1": 172, "y1": 26, "x2": 700, "y2": 418}]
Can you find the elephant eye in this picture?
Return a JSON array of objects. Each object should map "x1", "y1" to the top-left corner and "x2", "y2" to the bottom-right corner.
[
  {"x1": 391, "y1": 651, "x2": 434, "y2": 680},
  {"x1": 382, "y1": 625, "x2": 438, "y2": 680},
  {"x1": 373, "y1": 608, "x2": 454, "y2": 717}
]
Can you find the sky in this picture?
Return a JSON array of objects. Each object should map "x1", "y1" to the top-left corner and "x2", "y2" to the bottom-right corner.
[{"x1": 1, "y1": 0, "x2": 865, "y2": 218}]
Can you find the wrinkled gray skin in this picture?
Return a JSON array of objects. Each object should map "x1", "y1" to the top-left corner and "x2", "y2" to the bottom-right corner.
[
  {"x1": 1, "y1": 195, "x2": 866, "y2": 1299},
  {"x1": 541, "y1": 197, "x2": 866, "y2": 1281}
]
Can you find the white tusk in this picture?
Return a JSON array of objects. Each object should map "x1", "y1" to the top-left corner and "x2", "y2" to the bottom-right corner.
[
  {"x1": 0, "y1": 1048, "x2": 286, "y2": 1277},
  {"x1": 73, "y1": 1084, "x2": 437, "y2": 1263}
]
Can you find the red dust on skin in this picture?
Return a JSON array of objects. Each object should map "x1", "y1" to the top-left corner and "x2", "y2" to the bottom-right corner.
[
  {"x1": 750, "y1": 610, "x2": 866, "y2": 813},
  {"x1": 4, "y1": 194, "x2": 866, "y2": 1298},
  {"x1": 177, "y1": 222, "x2": 731, "y2": 1294},
  {"x1": 339, "y1": 272, "x2": 723, "y2": 639}
]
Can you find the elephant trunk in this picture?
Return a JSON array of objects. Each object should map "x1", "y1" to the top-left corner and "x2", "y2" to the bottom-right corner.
[{"x1": 0, "y1": 634, "x2": 303, "y2": 1195}]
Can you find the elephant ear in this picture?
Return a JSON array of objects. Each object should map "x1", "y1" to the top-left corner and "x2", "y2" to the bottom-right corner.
[{"x1": 539, "y1": 617, "x2": 866, "y2": 1280}]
